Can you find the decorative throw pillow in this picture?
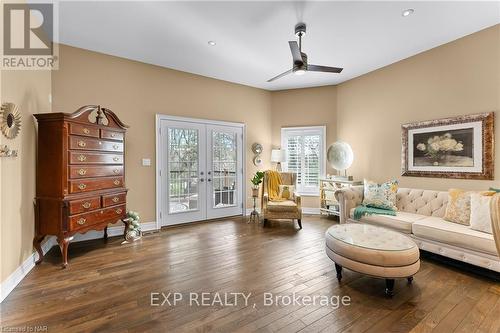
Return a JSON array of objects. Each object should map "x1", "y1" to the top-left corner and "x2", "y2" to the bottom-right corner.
[
  {"x1": 362, "y1": 179, "x2": 398, "y2": 211},
  {"x1": 470, "y1": 193, "x2": 493, "y2": 234},
  {"x1": 444, "y1": 189, "x2": 495, "y2": 226},
  {"x1": 489, "y1": 187, "x2": 500, "y2": 193},
  {"x1": 278, "y1": 185, "x2": 294, "y2": 200}
]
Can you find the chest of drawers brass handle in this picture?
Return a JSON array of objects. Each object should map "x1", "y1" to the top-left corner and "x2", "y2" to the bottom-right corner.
[
  {"x1": 113, "y1": 144, "x2": 119, "y2": 150},
  {"x1": 113, "y1": 157, "x2": 120, "y2": 162},
  {"x1": 78, "y1": 183, "x2": 87, "y2": 190},
  {"x1": 77, "y1": 140, "x2": 86, "y2": 148},
  {"x1": 83, "y1": 128, "x2": 90, "y2": 134},
  {"x1": 110, "y1": 133, "x2": 116, "y2": 137},
  {"x1": 115, "y1": 208, "x2": 123, "y2": 214},
  {"x1": 82, "y1": 202, "x2": 91, "y2": 209},
  {"x1": 113, "y1": 169, "x2": 120, "y2": 174},
  {"x1": 77, "y1": 155, "x2": 87, "y2": 162},
  {"x1": 77, "y1": 218, "x2": 86, "y2": 225},
  {"x1": 78, "y1": 168, "x2": 87, "y2": 176},
  {"x1": 113, "y1": 180, "x2": 120, "y2": 186},
  {"x1": 112, "y1": 197, "x2": 120, "y2": 203}
]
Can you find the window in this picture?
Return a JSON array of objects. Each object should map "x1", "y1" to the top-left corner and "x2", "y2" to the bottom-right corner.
[{"x1": 281, "y1": 126, "x2": 326, "y2": 195}]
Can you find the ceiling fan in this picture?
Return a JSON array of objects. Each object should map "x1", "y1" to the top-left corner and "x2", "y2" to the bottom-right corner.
[{"x1": 267, "y1": 23, "x2": 343, "y2": 82}]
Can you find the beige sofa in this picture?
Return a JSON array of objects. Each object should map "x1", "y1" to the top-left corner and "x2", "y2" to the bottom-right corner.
[{"x1": 335, "y1": 186, "x2": 500, "y2": 273}]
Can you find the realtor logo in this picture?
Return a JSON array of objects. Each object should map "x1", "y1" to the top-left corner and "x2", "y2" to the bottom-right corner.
[{"x1": 2, "y1": 2, "x2": 58, "y2": 69}]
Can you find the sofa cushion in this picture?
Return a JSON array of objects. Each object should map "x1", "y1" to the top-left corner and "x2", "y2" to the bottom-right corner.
[
  {"x1": 362, "y1": 179, "x2": 398, "y2": 211},
  {"x1": 267, "y1": 200, "x2": 297, "y2": 212},
  {"x1": 349, "y1": 208, "x2": 426, "y2": 234},
  {"x1": 412, "y1": 216, "x2": 498, "y2": 256}
]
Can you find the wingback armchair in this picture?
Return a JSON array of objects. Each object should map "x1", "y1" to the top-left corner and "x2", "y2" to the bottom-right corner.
[{"x1": 261, "y1": 172, "x2": 302, "y2": 229}]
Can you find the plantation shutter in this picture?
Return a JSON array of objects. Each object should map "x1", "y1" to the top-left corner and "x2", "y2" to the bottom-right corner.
[{"x1": 281, "y1": 127, "x2": 325, "y2": 195}]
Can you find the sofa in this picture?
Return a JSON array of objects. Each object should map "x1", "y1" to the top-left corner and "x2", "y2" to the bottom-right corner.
[{"x1": 335, "y1": 186, "x2": 500, "y2": 273}]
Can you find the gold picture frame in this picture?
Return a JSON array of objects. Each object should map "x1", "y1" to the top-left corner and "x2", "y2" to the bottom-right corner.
[{"x1": 401, "y1": 112, "x2": 494, "y2": 180}]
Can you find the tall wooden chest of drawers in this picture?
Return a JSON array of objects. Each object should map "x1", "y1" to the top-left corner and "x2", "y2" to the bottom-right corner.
[{"x1": 34, "y1": 105, "x2": 128, "y2": 267}]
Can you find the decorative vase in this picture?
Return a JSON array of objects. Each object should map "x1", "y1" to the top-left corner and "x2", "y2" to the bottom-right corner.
[{"x1": 252, "y1": 187, "x2": 259, "y2": 197}]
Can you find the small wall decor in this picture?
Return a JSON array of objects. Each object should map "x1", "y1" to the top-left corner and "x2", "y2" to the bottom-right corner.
[
  {"x1": 402, "y1": 112, "x2": 494, "y2": 179},
  {"x1": 0, "y1": 145, "x2": 18, "y2": 157},
  {"x1": 252, "y1": 143, "x2": 263, "y2": 166},
  {"x1": 1, "y1": 102, "x2": 21, "y2": 139}
]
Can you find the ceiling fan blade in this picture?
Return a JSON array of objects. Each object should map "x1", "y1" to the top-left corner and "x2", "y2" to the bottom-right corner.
[
  {"x1": 308, "y1": 65, "x2": 343, "y2": 73},
  {"x1": 267, "y1": 69, "x2": 293, "y2": 82},
  {"x1": 288, "y1": 41, "x2": 303, "y2": 64}
]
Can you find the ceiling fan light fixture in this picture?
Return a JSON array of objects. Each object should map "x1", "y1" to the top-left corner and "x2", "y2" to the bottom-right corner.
[
  {"x1": 402, "y1": 9, "x2": 414, "y2": 17},
  {"x1": 294, "y1": 69, "x2": 306, "y2": 76}
]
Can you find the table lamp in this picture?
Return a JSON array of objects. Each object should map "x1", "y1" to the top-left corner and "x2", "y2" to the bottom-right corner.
[{"x1": 271, "y1": 149, "x2": 286, "y2": 171}]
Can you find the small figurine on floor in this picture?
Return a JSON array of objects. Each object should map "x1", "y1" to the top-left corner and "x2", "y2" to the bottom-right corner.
[{"x1": 121, "y1": 210, "x2": 142, "y2": 243}]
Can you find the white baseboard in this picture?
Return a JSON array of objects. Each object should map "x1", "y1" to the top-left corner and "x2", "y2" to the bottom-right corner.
[
  {"x1": 302, "y1": 207, "x2": 320, "y2": 215},
  {"x1": 0, "y1": 221, "x2": 158, "y2": 303},
  {"x1": 0, "y1": 237, "x2": 55, "y2": 303},
  {"x1": 245, "y1": 207, "x2": 320, "y2": 216}
]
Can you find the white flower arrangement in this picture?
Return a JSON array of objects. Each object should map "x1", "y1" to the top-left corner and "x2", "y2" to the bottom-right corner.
[{"x1": 416, "y1": 133, "x2": 464, "y2": 164}]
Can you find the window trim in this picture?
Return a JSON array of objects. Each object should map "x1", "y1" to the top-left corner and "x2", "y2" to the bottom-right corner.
[{"x1": 281, "y1": 126, "x2": 326, "y2": 196}]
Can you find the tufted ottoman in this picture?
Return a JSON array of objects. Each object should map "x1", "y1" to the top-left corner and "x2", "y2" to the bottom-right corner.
[{"x1": 325, "y1": 223, "x2": 420, "y2": 296}]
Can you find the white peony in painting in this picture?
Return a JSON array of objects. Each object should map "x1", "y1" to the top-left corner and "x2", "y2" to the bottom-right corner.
[{"x1": 413, "y1": 129, "x2": 474, "y2": 167}]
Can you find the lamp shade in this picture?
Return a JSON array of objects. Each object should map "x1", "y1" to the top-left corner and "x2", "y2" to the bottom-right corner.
[{"x1": 271, "y1": 149, "x2": 286, "y2": 163}]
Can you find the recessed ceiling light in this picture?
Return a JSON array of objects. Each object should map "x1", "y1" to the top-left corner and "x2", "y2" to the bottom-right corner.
[
  {"x1": 402, "y1": 9, "x2": 414, "y2": 17},
  {"x1": 208, "y1": 41, "x2": 216, "y2": 46}
]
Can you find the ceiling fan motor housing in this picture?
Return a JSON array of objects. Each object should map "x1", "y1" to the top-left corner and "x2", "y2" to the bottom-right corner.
[
  {"x1": 294, "y1": 53, "x2": 307, "y2": 69},
  {"x1": 295, "y1": 22, "x2": 306, "y2": 37}
]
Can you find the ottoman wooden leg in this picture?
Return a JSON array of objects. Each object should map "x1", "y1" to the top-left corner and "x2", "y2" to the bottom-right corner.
[
  {"x1": 385, "y1": 279, "x2": 395, "y2": 297},
  {"x1": 407, "y1": 276, "x2": 413, "y2": 284},
  {"x1": 335, "y1": 263, "x2": 343, "y2": 282}
]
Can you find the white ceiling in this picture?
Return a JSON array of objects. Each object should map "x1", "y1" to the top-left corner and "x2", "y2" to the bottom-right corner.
[{"x1": 56, "y1": 1, "x2": 500, "y2": 91}]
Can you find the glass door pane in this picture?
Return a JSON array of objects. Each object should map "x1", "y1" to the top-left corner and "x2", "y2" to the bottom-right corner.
[
  {"x1": 160, "y1": 119, "x2": 206, "y2": 226},
  {"x1": 206, "y1": 125, "x2": 243, "y2": 219},
  {"x1": 168, "y1": 128, "x2": 199, "y2": 213}
]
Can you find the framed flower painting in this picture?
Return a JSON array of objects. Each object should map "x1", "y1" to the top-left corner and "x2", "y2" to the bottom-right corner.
[{"x1": 401, "y1": 112, "x2": 494, "y2": 179}]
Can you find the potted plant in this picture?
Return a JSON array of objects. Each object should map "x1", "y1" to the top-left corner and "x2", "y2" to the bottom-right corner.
[{"x1": 250, "y1": 171, "x2": 265, "y2": 197}]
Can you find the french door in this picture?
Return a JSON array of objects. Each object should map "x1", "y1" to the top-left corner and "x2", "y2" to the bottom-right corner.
[{"x1": 158, "y1": 118, "x2": 243, "y2": 226}]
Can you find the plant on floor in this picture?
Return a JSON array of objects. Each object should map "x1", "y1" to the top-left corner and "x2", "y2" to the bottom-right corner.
[{"x1": 122, "y1": 210, "x2": 142, "y2": 242}]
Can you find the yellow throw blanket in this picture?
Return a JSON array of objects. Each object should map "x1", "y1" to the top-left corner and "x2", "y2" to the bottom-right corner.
[{"x1": 266, "y1": 170, "x2": 285, "y2": 201}]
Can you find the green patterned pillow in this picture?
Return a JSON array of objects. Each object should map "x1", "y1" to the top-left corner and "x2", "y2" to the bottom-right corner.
[
  {"x1": 362, "y1": 179, "x2": 399, "y2": 211},
  {"x1": 489, "y1": 187, "x2": 500, "y2": 193}
]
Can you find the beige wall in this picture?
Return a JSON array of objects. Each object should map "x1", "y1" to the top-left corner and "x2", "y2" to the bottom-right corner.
[
  {"x1": 52, "y1": 45, "x2": 273, "y2": 223},
  {"x1": 2, "y1": 24, "x2": 498, "y2": 286},
  {"x1": 336, "y1": 24, "x2": 500, "y2": 191},
  {"x1": 0, "y1": 70, "x2": 52, "y2": 282},
  {"x1": 271, "y1": 86, "x2": 337, "y2": 207}
]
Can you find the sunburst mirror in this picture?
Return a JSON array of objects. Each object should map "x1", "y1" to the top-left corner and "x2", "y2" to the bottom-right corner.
[{"x1": 1, "y1": 103, "x2": 21, "y2": 139}]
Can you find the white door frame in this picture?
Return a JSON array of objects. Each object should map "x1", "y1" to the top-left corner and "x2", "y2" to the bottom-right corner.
[{"x1": 155, "y1": 114, "x2": 246, "y2": 229}]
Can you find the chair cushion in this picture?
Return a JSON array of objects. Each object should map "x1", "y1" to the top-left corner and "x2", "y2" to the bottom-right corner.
[
  {"x1": 412, "y1": 216, "x2": 498, "y2": 256},
  {"x1": 349, "y1": 208, "x2": 426, "y2": 234},
  {"x1": 267, "y1": 200, "x2": 298, "y2": 212}
]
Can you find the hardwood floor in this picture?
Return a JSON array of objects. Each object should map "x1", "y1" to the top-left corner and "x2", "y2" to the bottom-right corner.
[{"x1": 1, "y1": 216, "x2": 499, "y2": 333}]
